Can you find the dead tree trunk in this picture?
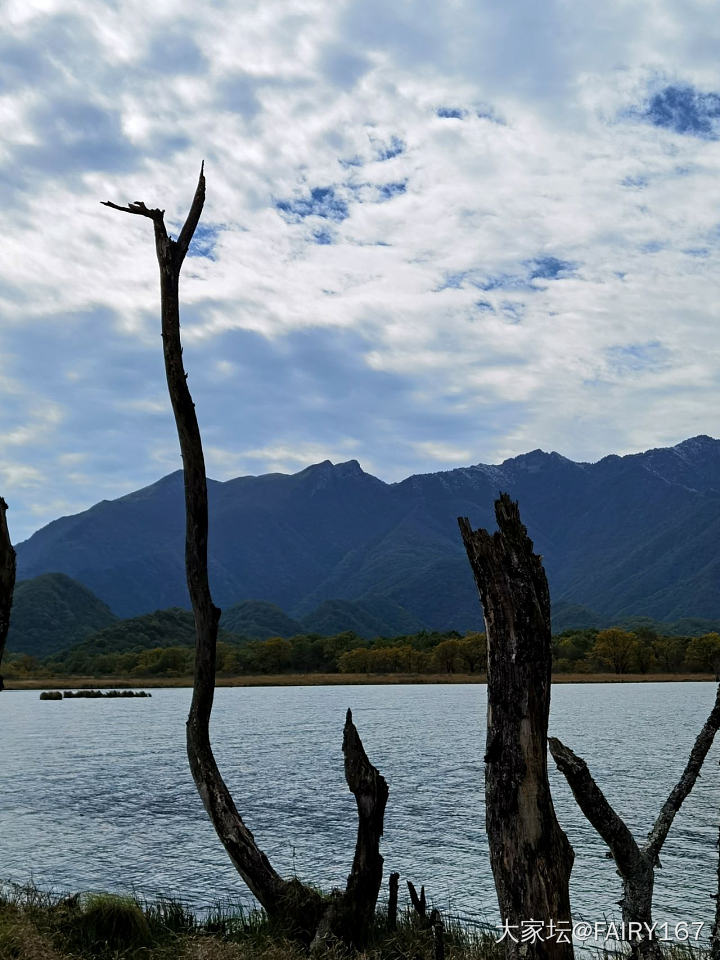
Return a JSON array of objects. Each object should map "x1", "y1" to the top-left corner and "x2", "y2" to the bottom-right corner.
[
  {"x1": 549, "y1": 684, "x2": 720, "y2": 960},
  {"x1": 103, "y1": 169, "x2": 388, "y2": 947},
  {"x1": 0, "y1": 497, "x2": 15, "y2": 691},
  {"x1": 458, "y1": 495, "x2": 575, "y2": 960}
]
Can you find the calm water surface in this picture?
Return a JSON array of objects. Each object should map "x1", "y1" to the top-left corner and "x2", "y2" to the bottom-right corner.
[{"x1": 1, "y1": 683, "x2": 718, "y2": 934}]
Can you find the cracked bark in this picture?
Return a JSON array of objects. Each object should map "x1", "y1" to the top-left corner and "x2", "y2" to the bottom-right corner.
[
  {"x1": 103, "y1": 169, "x2": 388, "y2": 947},
  {"x1": 458, "y1": 495, "x2": 575, "y2": 960},
  {"x1": 0, "y1": 497, "x2": 15, "y2": 691},
  {"x1": 549, "y1": 683, "x2": 720, "y2": 960}
]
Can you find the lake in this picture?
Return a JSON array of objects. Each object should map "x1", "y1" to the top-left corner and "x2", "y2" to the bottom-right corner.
[{"x1": 1, "y1": 682, "x2": 718, "y2": 940}]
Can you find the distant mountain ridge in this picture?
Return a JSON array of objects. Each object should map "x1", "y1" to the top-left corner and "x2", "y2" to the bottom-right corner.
[{"x1": 14, "y1": 435, "x2": 720, "y2": 630}]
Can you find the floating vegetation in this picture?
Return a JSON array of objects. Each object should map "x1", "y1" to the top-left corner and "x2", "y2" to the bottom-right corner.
[{"x1": 39, "y1": 689, "x2": 151, "y2": 699}]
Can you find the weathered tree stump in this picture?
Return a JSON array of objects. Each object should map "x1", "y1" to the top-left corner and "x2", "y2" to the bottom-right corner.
[{"x1": 458, "y1": 495, "x2": 575, "y2": 960}]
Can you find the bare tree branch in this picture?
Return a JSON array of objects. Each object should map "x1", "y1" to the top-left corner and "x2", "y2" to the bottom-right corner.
[
  {"x1": 548, "y1": 738, "x2": 642, "y2": 877},
  {"x1": 175, "y1": 161, "x2": 205, "y2": 264},
  {"x1": 407, "y1": 880, "x2": 427, "y2": 920},
  {"x1": 100, "y1": 200, "x2": 165, "y2": 222},
  {"x1": 645, "y1": 684, "x2": 720, "y2": 859},
  {"x1": 550, "y1": 684, "x2": 720, "y2": 959}
]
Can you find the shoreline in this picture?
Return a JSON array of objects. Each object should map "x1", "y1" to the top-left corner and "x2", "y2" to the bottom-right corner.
[{"x1": 4, "y1": 671, "x2": 715, "y2": 689}]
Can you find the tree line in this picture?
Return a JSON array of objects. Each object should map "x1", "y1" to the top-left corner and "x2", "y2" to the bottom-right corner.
[{"x1": 5, "y1": 625, "x2": 720, "y2": 679}]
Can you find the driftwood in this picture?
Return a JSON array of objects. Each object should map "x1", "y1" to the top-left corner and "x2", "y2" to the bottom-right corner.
[
  {"x1": 0, "y1": 497, "x2": 15, "y2": 691},
  {"x1": 549, "y1": 683, "x2": 720, "y2": 959},
  {"x1": 103, "y1": 169, "x2": 389, "y2": 947},
  {"x1": 458, "y1": 495, "x2": 574, "y2": 960}
]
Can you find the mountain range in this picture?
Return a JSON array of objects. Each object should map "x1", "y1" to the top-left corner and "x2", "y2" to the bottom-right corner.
[{"x1": 13, "y1": 435, "x2": 720, "y2": 633}]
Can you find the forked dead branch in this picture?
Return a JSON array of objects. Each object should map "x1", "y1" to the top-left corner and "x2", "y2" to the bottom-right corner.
[
  {"x1": 103, "y1": 167, "x2": 389, "y2": 949},
  {"x1": 549, "y1": 686, "x2": 720, "y2": 960}
]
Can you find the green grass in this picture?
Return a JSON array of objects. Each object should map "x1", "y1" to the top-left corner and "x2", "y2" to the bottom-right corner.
[
  {"x1": 0, "y1": 881, "x2": 507, "y2": 959},
  {"x1": 0, "y1": 882, "x2": 710, "y2": 959}
]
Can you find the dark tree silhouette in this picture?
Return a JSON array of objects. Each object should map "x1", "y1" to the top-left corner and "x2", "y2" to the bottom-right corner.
[
  {"x1": 103, "y1": 167, "x2": 389, "y2": 948},
  {"x1": 458, "y1": 495, "x2": 575, "y2": 960}
]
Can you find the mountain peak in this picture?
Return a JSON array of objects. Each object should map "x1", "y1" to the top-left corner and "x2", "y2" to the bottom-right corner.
[
  {"x1": 297, "y1": 458, "x2": 370, "y2": 481},
  {"x1": 672, "y1": 435, "x2": 717, "y2": 456}
]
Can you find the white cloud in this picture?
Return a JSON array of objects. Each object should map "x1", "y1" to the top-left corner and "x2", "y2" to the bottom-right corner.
[{"x1": 2, "y1": 0, "x2": 720, "y2": 538}]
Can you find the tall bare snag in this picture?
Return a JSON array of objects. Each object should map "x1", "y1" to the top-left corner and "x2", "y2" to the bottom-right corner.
[
  {"x1": 458, "y1": 495, "x2": 574, "y2": 960},
  {"x1": 103, "y1": 168, "x2": 389, "y2": 947}
]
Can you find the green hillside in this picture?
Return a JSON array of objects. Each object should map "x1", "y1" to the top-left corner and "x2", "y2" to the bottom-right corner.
[
  {"x1": 7, "y1": 573, "x2": 117, "y2": 656},
  {"x1": 43, "y1": 607, "x2": 247, "y2": 675},
  {"x1": 300, "y1": 597, "x2": 426, "y2": 639},
  {"x1": 220, "y1": 600, "x2": 302, "y2": 638}
]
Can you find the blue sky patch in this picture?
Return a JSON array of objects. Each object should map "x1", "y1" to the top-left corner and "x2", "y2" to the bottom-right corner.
[
  {"x1": 606, "y1": 341, "x2": 668, "y2": 373},
  {"x1": 276, "y1": 186, "x2": 350, "y2": 223},
  {"x1": 436, "y1": 106, "x2": 466, "y2": 119},
  {"x1": 501, "y1": 301, "x2": 524, "y2": 323},
  {"x1": 621, "y1": 174, "x2": 648, "y2": 189},
  {"x1": 375, "y1": 136, "x2": 405, "y2": 160},
  {"x1": 436, "y1": 257, "x2": 576, "y2": 294},
  {"x1": 640, "y1": 84, "x2": 720, "y2": 138},
  {"x1": 475, "y1": 103, "x2": 504, "y2": 124},
  {"x1": 188, "y1": 224, "x2": 221, "y2": 260},
  {"x1": 526, "y1": 256, "x2": 575, "y2": 280},
  {"x1": 377, "y1": 180, "x2": 407, "y2": 200},
  {"x1": 312, "y1": 228, "x2": 334, "y2": 245}
]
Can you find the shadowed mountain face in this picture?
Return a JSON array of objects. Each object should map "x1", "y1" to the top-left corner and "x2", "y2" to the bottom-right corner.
[
  {"x1": 6, "y1": 572, "x2": 117, "y2": 656},
  {"x1": 14, "y1": 436, "x2": 720, "y2": 630}
]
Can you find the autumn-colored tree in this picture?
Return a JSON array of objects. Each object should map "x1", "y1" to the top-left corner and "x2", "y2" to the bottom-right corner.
[
  {"x1": 338, "y1": 647, "x2": 370, "y2": 673},
  {"x1": 457, "y1": 632, "x2": 486, "y2": 672},
  {"x1": 653, "y1": 636, "x2": 686, "y2": 672},
  {"x1": 253, "y1": 636, "x2": 293, "y2": 673},
  {"x1": 432, "y1": 637, "x2": 462, "y2": 673},
  {"x1": 634, "y1": 637, "x2": 657, "y2": 674},
  {"x1": 592, "y1": 628, "x2": 639, "y2": 674},
  {"x1": 685, "y1": 633, "x2": 720, "y2": 679}
]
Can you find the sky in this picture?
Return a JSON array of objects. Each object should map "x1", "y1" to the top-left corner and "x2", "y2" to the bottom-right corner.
[{"x1": 3, "y1": 0, "x2": 720, "y2": 541}]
